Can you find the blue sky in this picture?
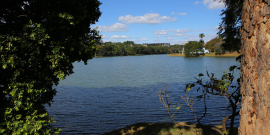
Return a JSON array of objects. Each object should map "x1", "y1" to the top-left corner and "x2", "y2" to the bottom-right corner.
[{"x1": 94, "y1": 0, "x2": 225, "y2": 45}]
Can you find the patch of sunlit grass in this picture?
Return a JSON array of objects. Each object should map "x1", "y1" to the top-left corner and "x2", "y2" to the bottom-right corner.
[{"x1": 103, "y1": 122, "x2": 238, "y2": 135}]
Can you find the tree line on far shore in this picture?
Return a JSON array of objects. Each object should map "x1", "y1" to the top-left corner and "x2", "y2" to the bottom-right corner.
[
  {"x1": 96, "y1": 34, "x2": 239, "y2": 57},
  {"x1": 95, "y1": 41, "x2": 184, "y2": 56},
  {"x1": 183, "y1": 33, "x2": 239, "y2": 57}
]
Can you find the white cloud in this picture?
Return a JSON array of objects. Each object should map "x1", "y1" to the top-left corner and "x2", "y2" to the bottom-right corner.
[
  {"x1": 164, "y1": 33, "x2": 219, "y2": 44},
  {"x1": 203, "y1": 0, "x2": 225, "y2": 9},
  {"x1": 167, "y1": 38, "x2": 175, "y2": 41},
  {"x1": 101, "y1": 35, "x2": 107, "y2": 39},
  {"x1": 153, "y1": 29, "x2": 195, "y2": 36},
  {"x1": 170, "y1": 40, "x2": 189, "y2": 45},
  {"x1": 151, "y1": 29, "x2": 217, "y2": 43},
  {"x1": 110, "y1": 35, "x2": 131, "y2": 39},
  {"x1": 135, "y1": 38, "x2": 148, "y2": 42},
  {"x1": 171, "y1": 29, "x2": 195, "y2": 33},
  {"x1": 153, "y1": 30, "x2": 169, "y2": 35},
  {"x1": 214, "y1": 26, "x2": 220, "y2": 31},
  {"x1": 198, "y1": 29, "x2": 207, "y2": 32},
  {"x1": 179, "y1": 13, "x2": 187, "y2": 16},
  {"x1": 172, "y1": 33, "x2": 186, "y2": 37},
  {"x1": 195, "y1": 1, "x2": 199, "y2": 4},
  {"x1": 118, "y1": 13, "x2": 177, "y2": 24},
  {"x1": 140, "y1": 38, "x2": 148, "y2": 41},
  {"x1": 172, "y1": 12, "x2": 187, "y2": 16},
  {"x1": 102, "y1": 39, "x2": 119, "y2": 43},
  {"x1": 97, "y1": 23, "x2": 128, "y2": 32}
]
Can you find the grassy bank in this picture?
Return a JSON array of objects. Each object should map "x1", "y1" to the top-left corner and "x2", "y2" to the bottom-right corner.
[
  {"x1": 168, "y1": 53, "x2": 240, "y2": 57},
  {"x1": 103, "y1": 122, "x2": 238, "y2": 135},
  {"x1": 167, "y1": 53, "x2": 185, "y2": 57},
  {"x1": 95, "y1": 54, "x2": 144, "y2": 58},
  {"x1": 95, "y1": 54, "x2": 168, "y2": 58},
  {"x1": 204, "y1": 53, "x2": 240, "y2": 57}
]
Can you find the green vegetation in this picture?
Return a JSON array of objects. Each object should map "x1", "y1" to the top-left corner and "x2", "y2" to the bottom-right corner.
[
  {"x1": 205, "y1": 52, "x2": 239, "y2": 57},
  {"x1": 159, "y1": 63, "x2": 241, "y2": 135},
  {"x1": 169, "y1": 45, "x2": 184, "y2": 54},
  {"x1": 103, "y1": 122, "x2": 238, "y2": 135},
  {"x1": 204, "y1": 35, "x2": 226, "y2": 53},
  {"x1": 0, "y1": 0, "x2": 101, "y2": 134},
  {"x1": 167, "y1": 53, "x2": 186, "y2": 57},
  {"x1": 217, "y1": 1, "x2": 242, "y2": 52},
  {"x1": 199, "y1": 33, "x2": 205, "y2": 44},
  {"x1": 161, "y1": 0, "x2": 244, "y2": 134},
  {"x1": 205, "y1": 37, "x2": 222, "y2": 53},
  {"x1": 96, "y1": 41, "x2": 184, "y2": 56},
  {"x1": 184, "y1": 41, "x2": 204, "y2": 57},
  {"x1": 168, "y1": 52, "x2": 239, "y2": 57},
  {"x1": 96, "y1": 42, "x2": 168, "y2": 56}
]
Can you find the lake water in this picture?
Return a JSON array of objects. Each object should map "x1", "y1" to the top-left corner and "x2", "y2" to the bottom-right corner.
[{"x1": 46, "y1": 55, "x2": 241, "y2": 134}]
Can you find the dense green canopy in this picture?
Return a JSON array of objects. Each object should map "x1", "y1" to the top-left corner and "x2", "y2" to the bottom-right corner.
[
  {"x1": 217, "y1": 0, "x2": 243, "y2": 52},
  {"x1": 0, "y1": 0, "x2": 101, "y2": 134},
  {"x1": 184, "y1": 41, "x2": 204, "y2": 56},
  {"x1": 96, "y1": 42, "x2": 170, "y2": 56},
  {"x1": 205, "y1": 37, "x2": 225, "y2": 53}
]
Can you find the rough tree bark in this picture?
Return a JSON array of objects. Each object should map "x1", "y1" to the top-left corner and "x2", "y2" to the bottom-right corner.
[{"x1": 239, "y1": 0, "x2": 270, "y2": 134}]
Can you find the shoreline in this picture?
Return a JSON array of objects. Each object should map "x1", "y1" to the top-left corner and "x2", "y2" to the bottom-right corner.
[
  {"x1": 168, "y1": 53, "x2": 240, "y2": 57},
  {"x1": 102, "y1": 122, "x2": 238, "y2": 135},
  {"x1": 95, "y1": 54, "x2": 168, "y2": 58},
  {"x1": 94, "y1": 53, "x2": 240, "y2": 58}
]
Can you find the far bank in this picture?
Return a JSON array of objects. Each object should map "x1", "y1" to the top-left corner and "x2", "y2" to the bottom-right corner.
[{"x1": 168, "y1": 52, "x2": 240, "y2": 57}]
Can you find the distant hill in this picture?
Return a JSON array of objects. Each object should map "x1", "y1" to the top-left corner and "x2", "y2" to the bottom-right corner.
[{"x1": 205, "y1": 37, "x2": 224, "y2": 53}]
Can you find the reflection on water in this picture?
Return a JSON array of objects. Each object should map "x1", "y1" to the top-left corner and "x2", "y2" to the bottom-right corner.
[{"x1": 47, "y1": 55, "x2": 240, "y2": 134}]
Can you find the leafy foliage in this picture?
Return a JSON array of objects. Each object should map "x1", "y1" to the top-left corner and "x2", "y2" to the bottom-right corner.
[
  {"x1": 205, "y1": 37, "x2": 221, "y2": 52},
  {"x1": 96, "y1": 42, "x2": 170, "y2": 56},
  {"x1": 214, "y1": 42, "x2": 226, "y2": 53},
  {"x1": 217, "y1": 0, "x2": 243, "y2": 52},
  {"x1": 184, "y1": 41, "x2": 204, "y2": 56},
  {"x1": 169, "y1": 45, "x2": 184, "y2": 54},
  {"x1": 0, "y1": 0, "x2": 101, "y2": 134},
  {"x1": 199, "y1": 33, "x2": 205, "y2": 44}
]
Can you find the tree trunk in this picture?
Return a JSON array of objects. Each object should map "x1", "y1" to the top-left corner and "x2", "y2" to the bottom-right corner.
[{"x1": 239, "y1": 0, "x2": 270, "y2": 134}]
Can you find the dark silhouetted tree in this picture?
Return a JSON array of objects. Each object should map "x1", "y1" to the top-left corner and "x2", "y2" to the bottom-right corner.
[{"x1": 0, "y1": 0, "x2": 102, "y2": 134}]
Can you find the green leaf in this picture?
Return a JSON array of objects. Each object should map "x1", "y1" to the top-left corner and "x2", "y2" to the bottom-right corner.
[
  {"x1": 186, "y1": 87, "x2": 191, "y2": 91},
  {"x1": 16, "y1": 114, "x2": 22, "y2": 120},
  {"x1": 2, "y1": 64, "x2": 7, "y2": 69},
  {"x1": 176, "y1": 107, "x2": 181, "y2": 110},
  {"x1": 1, "y1": 1, "x2": 102, "y2": 134},
  {"x1": 198, "y1": 73, "x2": 204, "y2": 77}
]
